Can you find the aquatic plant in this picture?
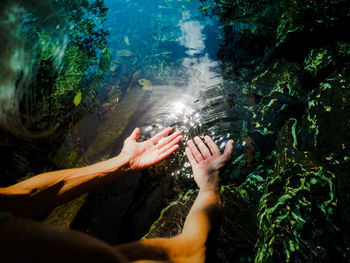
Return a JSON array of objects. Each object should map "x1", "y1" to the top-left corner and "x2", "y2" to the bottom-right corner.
[
  {"x1": 0, "y1": 0, "x2": 110, "y2": 186},
  {"x1": 0, "y1": 0, "x2": 109, "y2": 139},
  {"x1": 0, "y1": 0, "x2": 68, "y2": 138}
]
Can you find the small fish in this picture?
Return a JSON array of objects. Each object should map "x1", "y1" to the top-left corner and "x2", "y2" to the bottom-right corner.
[
  {"x1": 138, "y1": 79, "x2": 152, "y2": 91},
  {"x1": 73, "y1": 91, "x2": 82, "y2": 106},
  {"x1": 117, "y1": 50, "x2": 132, "y2": 57},
  {"x1": 154, "y1": 51, "x2": 172, "y2": 56},
  {"x1": 110, "y1": 65, "x2": 117, "y2": 72},
  {"x1": 124, "y1": 36, "x2": 130, "y2": 45}
]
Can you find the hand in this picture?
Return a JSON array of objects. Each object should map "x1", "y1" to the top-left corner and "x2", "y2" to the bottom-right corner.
[
  {"x1": 185, "y1": 136, "x2": 234, "y2": 191},
  {"x1": 121, "y1": 127, "x2": 182, "y2": 171}
]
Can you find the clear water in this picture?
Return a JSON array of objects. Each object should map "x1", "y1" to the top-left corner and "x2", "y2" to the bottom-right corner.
[
  {"x1": 1, "y1": 0, "x2": 349, "y2": 260},
  {"x1": 66, "y1": 0, "x2": 247, "y2": 182},
  {"x1": 56, "y1": 0, "x2": 252, "y2": 242},
  {"x1": 0, "y1": 0, "x2": 270, "y2": 245}
]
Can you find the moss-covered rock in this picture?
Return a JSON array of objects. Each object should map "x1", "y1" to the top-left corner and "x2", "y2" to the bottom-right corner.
[
  {"x1": 143, "y1": 167, "x2": 266, "y2": 263},
  {"x1": 300, "y1": 64, "x2": 350, "y2": 257},
  {"x1": 45, "y1": 193, "x2": 88, "y2": 228},
  {"x1": 304, "y1": 42, "x2": 350, "y2": 77},
  {"x1": 255, "y1": 119, "x2": 338, "y2": 263},
  {"x1": 142, "y1": 117, "x2": 341, "y2": 262},
  {"x1": 203, "y1": 0, "x2": 350, "y2": 75}
]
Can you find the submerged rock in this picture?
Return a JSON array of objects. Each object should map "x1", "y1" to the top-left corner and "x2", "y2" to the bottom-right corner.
[
  {"x1": 143, "y1": 168, "x2": 266, "y2": 263},
  {"x1": 304, "y1": 42, "x2": 350, "y2": 77},
  {"x1": 143, "y1": 118, "x2": 341, "y2": 262},
  {"x1": 45, "y1": 89, "x2": 145, "y2": 229},
  {"x1": 37, "y1": 2, "x2": 350, "y2": 261},
  {"x1": 78, "y1": 89, "x2": 145, "y2": 165},
  {"x1": 255, "y1": 119, "x2": 338, "y2": 262},
  {"x1": 300, "y1": 64, "x2": 350, "y2": 256}
]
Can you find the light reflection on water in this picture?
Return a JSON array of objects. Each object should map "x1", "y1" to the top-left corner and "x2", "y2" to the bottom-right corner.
[
  {"x1": 108, "y1": 0, "x2": 234, "y2": 181},
  {"x1": 98, "y1": 0, "x2": 237, "y2": 181}
]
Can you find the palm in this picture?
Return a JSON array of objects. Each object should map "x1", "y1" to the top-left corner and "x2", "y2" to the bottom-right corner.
[
  {"x1": 121, "y1": 127, "x2": 182, "y2": 170},
  {"x1": 185, "y1": 136, "x2": 233, "y2": 190}
]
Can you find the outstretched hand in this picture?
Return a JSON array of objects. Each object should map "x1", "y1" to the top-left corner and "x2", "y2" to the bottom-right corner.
[
  {"x1": 121, "y1": 127, "x2": 182, "y2": 171},
  {"x1": 186, "y1": 136, "x2": 234, "y2": 191}
]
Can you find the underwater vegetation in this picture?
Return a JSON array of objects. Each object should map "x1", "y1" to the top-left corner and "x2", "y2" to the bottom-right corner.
[
  {"x1": 35, "y1": 2, "x2": 350, "y2": 262},
  {"x1": 0, "y1": 0, "x2": 110, "y2": 185},
  {"x1": 138, "y1": 1, "x2": 350, "y2": 262}
]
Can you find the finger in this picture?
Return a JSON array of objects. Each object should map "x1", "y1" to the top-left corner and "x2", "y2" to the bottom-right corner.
[
  {"x1": 158, "y1": 134, "x2": 183, "y2": 154},
  {"x1": 151, "y1": 127, "x2": 173, "y2": 144},
  {"x1": 194, "y1": 136, "x2": 211, "y2": 159},
  {"x1": 187, "y1": 140, "x2": 203, "y2": 162},
  {"x1": 129, "y1": 127, "x2": 141, "y2": 141},
  {"x1": 185, "y1": 146, "x2": 198, "y2": 167},
  {"x1": 223, "y1": 140, "x2": 234, "y2": 161},
  {"x1": 159, "y1": 144, "x2": 179, "y2": 160},
  {"x1": 204, "y1": 135, "x2": 220, "y2": 155},
  {"x1": 156, "y1": 131, "x2": 181, "y2": 149}
]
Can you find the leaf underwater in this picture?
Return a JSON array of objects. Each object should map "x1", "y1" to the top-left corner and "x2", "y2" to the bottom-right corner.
[{"x1": 73, "y1": 91, "x2": 82, "y2": 106}]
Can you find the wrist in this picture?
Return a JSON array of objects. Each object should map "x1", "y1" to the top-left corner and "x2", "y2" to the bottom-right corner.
[
  {"x1": 198, "y1": 186, "x2": 222, "y2": 207},
  {"x1": 196, "y1": 172, "x2": 220, "y2": 193},
  {"x1": 199, "y1": 181, "x2": 220, "y2": 194}
]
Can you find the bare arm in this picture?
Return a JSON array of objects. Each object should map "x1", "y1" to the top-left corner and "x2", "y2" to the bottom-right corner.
[
  {"x1": 114, "y1": 136, "x2": 234, "y2": 263},
  {"x1": 0, "y1": 127, "x2": 182, "y2": 218}
]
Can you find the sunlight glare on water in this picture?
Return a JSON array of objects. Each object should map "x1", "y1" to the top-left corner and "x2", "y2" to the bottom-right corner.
[
  {"x1": 98, "y1": 0, "x2": 235, "y2": 182},
  {"x1": 172, "y1": 101, "x2": 186, "y2": 114}
]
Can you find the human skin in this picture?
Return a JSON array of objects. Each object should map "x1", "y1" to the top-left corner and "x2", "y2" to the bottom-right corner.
[
  {"x1": 0, "y1": 127, "x2": 182, "y2": 218},
  {"x1": 113, "y1": 136, "x2": 234, "y2": 262},
  {"x1": 0, "y1": 130, "x2": 233, "y2": 263}
]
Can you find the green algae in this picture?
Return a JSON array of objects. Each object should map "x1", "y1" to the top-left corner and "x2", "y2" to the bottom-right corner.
[
  {"x1": 0, "y1": 0, "x2": 111, "y2": 187},
  {"x1": 142, "y1": 189, "x2": 198, "y2": 239},
  {"x1": 0, "y1": 1, "x2": 349, "y2": 262},
  {"x1": 55, "y1": 46, "x2": 88, "y2": 96},
  {"x1": 255, "y1": 119, "x2": 338, "y2": 262},
  {"x1": 121, "y1": 1, "x2": 349, "y2": 261},
  {"x1": 304, "y1": 42, "x2": 350, "y2": 76},
  {"x1": 143, "y1": 166, "x2": 268, "y2": 262}
]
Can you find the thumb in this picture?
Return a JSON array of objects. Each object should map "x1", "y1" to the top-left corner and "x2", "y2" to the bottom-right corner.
[
  {"x1": 212, "y1": 140, "x2": 234, "y2": 170},
  {"x1": 223, "y1": 140, "x2": 234, "y2": 161},
  {"x1": 129, "y1": 127, "x2": 141, "y2": 141}
]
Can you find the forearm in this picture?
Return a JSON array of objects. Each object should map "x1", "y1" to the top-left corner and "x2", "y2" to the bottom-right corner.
[
  {"x1": 113, "y1": 189, "x2": 221, "y2": 263},
  {"x1": 0, "y1": 155, "x2": 131, "y2": 218},
  {"x1": 180, "y1": 188, "x2": 221, "y2": 246}
]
